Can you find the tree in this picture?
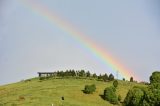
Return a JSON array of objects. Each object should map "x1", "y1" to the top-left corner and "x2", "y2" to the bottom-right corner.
[
  {"x1": 102, "y1": 73, "x2": 108, "y2": 82},
  {"x1": 104, "y1": 86, "x2": 118, "y2": 104},
  {"x1": 79, "y1": 70, "x2": 85, "y2": 77},
  {"x1": 130, "y1": 77, "x2": 133, "y2": 82},
  {"x1": 150, "y1": 71, "x2": 160, "y2": 84},
  {"x1": 83, "y1": 84, "x2": 96, "y2": 94},
  {"x1": 93, "y1": 73, "x2": 97, "y2": 78},
  {"x1": 108, "y1": 74, "x2": 114, "y2": 81},
  {"x1": 98, "y1": 74, "x2": 103, "y2": 80},
  {"x1": 71, "y1": 69, "x2": 76, "y2": 76},
  {"x1": 113, "y1": 80, "x2": 118, "y2": 88},
  {"x1": 86, "y1": 71, "x2": 90, "y2": 77},
  {"x1": 123, "y1": 78, "x2": 125, "y2": 81}
]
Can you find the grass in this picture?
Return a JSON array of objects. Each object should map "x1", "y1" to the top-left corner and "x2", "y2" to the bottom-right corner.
[{"x1": 0, "y1": 77, "x2": 146, "y2": 106}]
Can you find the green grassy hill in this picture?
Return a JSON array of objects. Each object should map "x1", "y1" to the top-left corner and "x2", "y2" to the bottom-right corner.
[{"x1": 0, "y1": 78, "x2": 146, "y2": 106}]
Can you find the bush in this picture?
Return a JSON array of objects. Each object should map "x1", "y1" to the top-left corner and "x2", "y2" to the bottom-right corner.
[
  {"x1": 113, "y1": 80, "x2": 118, "y2": 88},
  {"x1": 83, "y1": 84, "x2": 96, "y2": 94},
  {"x1": 39, "y1": 77, "x2": 45, "y2": 80},
  {"x1": 103, "y1": 86, "x2": 118, "y2": 104}
]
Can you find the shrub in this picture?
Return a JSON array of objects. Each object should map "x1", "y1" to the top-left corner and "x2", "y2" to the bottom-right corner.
[
  {"x1": 83, "y1": 84, "x2": 96, "y2": 94},
  {"x1": 113, "y1": 80, "x2": 118, "y2": 88},
  {"x1": 39, "y1": 77, "x2": 45, "y2": 80},
  {"x1": 103, "y1": 86, "x2": 118, "y2": 104}
]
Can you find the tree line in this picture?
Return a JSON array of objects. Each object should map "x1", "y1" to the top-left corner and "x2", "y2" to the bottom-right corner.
[
  {"x1": 39, "y1": 69, "x2": 117, "y2": 81},
  {"x1": 39, "y1": 69, "x2": 136, "y2": 83}
]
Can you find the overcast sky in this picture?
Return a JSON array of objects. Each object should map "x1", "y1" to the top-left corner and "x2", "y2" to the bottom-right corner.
[{"x1": 0, "y1": 0, "x2": 160, "y2": 85}]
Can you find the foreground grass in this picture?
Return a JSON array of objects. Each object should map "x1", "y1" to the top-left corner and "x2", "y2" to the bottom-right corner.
[{"x1": 0, "y1": 78, "x2": 146, "y2": 106}]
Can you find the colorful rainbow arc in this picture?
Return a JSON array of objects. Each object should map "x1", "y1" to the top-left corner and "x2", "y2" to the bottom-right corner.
[{"x1": 20, "y1": 0, "x2": 139, "y2": 81}]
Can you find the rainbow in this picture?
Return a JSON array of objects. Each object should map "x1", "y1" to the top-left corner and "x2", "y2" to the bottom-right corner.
[{"x1": 19, "y1": 0, "x2": 139, "y2": 81}]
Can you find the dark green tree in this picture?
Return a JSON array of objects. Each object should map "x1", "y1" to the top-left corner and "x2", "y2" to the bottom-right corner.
[
  {"x1": 98, "y1": 74, "x2": 103, "y2": 80},
  {"x1": 130, "y1": 77, "x2": 133, "y2": 82},
  {"x1": 71, "y1": 69, "x2": 76, "y2": 76},
  {"x1": 92, "y1": 73, "x2": 97, "y2": 78},
  {"x1": 86, "y1": 71, "x2": 90, "y2": 77},
  {"x1": 79, "y1": 70, "x2": 86, "y2": 77},
  {"x1": 108, "y1": 74, "x2": 114, "y2": 81},
  {"x1": 102, "y1": 73, "x2": 108, "y2": 82}
]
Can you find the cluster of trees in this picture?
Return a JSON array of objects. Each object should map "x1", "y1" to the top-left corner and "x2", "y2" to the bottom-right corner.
[
  {"x1": 124, "y1": 71, "x2": 160, "y2": 106},
  {"x1": 98, "y1": 73, "x2": 115, "y2": 81},
  {"x1": 54, "y1": 70, "x2": 92, "y2": 77},
  {"x1": 56, "y1": 70, "x2": 77, "y2": 77}
]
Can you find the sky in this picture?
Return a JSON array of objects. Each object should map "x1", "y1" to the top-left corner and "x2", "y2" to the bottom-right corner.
[{"x1": 0, "y1": 0, "x2": 160, "y2": 85}]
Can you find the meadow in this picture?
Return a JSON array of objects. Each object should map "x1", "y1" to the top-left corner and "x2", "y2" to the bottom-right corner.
[{"x1": 0, "y1": 78, "x2": 146, "y2": 106}]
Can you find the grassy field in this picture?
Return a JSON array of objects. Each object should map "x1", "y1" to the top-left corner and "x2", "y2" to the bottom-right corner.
[{"x1": 0, "y1": 78, "x2": 146, "y2": 106}]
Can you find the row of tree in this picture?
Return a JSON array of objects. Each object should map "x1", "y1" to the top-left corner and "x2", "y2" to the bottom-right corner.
[
  {"x1": 40, "y1": 69, "x2": 135, "y2": 82},
  {"x1": 39, "y1": 69, "x2": 117, "y2": 81}
]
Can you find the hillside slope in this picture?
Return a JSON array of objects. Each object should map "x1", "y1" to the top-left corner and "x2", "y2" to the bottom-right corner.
[{"x1": 0, "y1": 78, "x2": 146, "y2": 106}]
